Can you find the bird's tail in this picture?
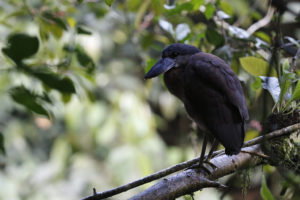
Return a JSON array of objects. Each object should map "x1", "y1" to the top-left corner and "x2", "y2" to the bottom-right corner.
[{"x1": 212, "y1": 122, "x2": 245, "y2": 156}]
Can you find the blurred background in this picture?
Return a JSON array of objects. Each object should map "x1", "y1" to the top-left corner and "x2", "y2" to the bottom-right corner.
[{"x1": 0, "y1": 0, "x2": 299, "y2": 199}]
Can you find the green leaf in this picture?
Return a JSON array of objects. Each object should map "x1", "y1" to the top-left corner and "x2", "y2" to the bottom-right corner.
[
  {"x1": 204, "y1": 3, "x2": 215, "y2": 20},
  {"x1": 251, "y1": 11, "x2": 263, "y2": 20},
  {"x1": 48, "y1": 24, "x2": 63, "y2": 39},
  {"x1": 10, "y1": 86, "x2": 50, "y2": 118},
  {"x1": 33, "y1": 70, "x2": 76, "y2": 94},
  {"x1": 290, "y1": 80, "x2": 300, "y2": 102},
  {"x1": 75, "y1": 47, "x2": 95, "y2": 73},
  {"x1": 151, "y1": 0, "x2": 164, "y2": 15},
  {"x1": 251, "y1": 77, "x2": 262, "y2": 91},
  {"x1": 254, "y1": 31, "x2": 271, "y2": 43},
  {"x1": 190, "y1": 0, "x2": 205, "y2": 10},
  {"x1": 195, "y1": 32, "x2": 205, "y2": 43},
  {"x1": 39, "y1": 17, "x2": 64, "y2": 39},
  {"x1": 0, "y1": 132, "x2": 5, "y2": 155},
  {"x1": 62, "y1": 93, "x2": 72, "y2": 103},
  {"x1": 77, "y1": 26, "x2": 92, "y2": 35},
  {"x1": 105, "y1": 0, "x2": 114, "y2": 6},
  {"x1": 17, "y1": 63, "x2": 76, "y2": 94},
  {"x1": 205, "y1": 27, "x2": 224, "y2": 48},
  {"x1": 77, "y1": 0, "x2": 83, "y2": 4},
  {"x1": 219, "y1": 1, "x2": 234, "y2": 16},
  {"x1": 39, "y1": 25, "x2": 49, "y2": 41},
  {"x1": 240, "y1": 57, "x2": 277, "y2": 77},
  {"x1": 164, "y1": 2, "x2": 193, "y2": 15},
  {"x1": 279, "y1": 79, "x2": 291, "y2": 105},
  {"x1": 2, "y1": 33, "x2": 39, "y2": 63},
  {"x1": 260, "y1": 175, "x2": 275, "y2": 200},
  {"x1": 41, "y1": 11, "x2": 68, "y2": 30},
  {"x1": 128, "y1": 0, "x2": 141, "y2": 11}
]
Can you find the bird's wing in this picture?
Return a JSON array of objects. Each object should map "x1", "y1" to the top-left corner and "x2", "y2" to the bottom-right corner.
[
  {"x1": 183, "y1": 52, "x2": 249, "y2": 155},
  {"x1": 186, "y1": 52, "x2": 249, "y2": 120}
]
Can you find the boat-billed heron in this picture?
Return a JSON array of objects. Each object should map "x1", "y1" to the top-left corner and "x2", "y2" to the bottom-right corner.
[{"x1": 145, "y1": 43, "x2": 249, "y2": 164}]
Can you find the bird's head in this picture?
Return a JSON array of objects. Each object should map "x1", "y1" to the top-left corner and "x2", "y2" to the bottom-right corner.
[{"x1": 144, "y1": 43, "x2": 200, "y2": 79}]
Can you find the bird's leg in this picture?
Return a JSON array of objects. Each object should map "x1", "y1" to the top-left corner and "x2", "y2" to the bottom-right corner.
[
  {"x1": 188, "y1": 136, "x2": 219, "y2": 174},
  {"x1": 203, "y1": 139, "x2": 219, "y2": 169},
  {"x1": 194, "y1": 134, "x2": 214, "y2": 174},
  {"x1": 198, "y1": 133, "x2": 208, "y2": 167},
  {"x1": 206, "y1": 139, "x2": 219, "y2": 160},
  {"x1": 187, "y1": 133, "x2": 212, "y2": 174}
]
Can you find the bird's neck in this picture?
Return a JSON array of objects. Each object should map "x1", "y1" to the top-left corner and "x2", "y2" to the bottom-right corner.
[{"x1": 163, "y1": 66, "x2": 186, "y2": 102}]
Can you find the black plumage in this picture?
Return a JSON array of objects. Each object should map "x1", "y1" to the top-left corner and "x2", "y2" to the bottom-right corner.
[{"x1": 145, "y1": 43, "x2": 249, "y2": 155}]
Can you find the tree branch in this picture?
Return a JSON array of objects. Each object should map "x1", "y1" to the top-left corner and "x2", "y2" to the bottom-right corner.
[
  {"x1": 129, "y1": 145, "x2": 262, "y2": 200},
  {"x1": 81, "y1": 123, "x2": 300, "y2": 200}
]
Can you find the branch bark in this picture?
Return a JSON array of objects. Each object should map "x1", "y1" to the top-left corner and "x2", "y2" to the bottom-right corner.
[{"x1": 81, "y1": 123, "x2": 300, "y2": 200}]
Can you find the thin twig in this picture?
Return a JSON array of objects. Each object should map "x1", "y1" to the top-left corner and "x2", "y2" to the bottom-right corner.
[
  {"x1": 81, "y1": 123, "x2": 300, "y2": 200},
  {"x1": 241, "y1": 150, "x2": 270, "y2": 159},
  {"x1": 243, "y1": 123, "x2": 300, "y2": 147},
  {"x1": 247, "y1": 7, "x2": 275, "y2": 35}
]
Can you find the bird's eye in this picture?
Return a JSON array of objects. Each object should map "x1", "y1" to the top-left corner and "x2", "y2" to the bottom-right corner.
[{"x1": 172, "y1": 52, "x2": 178, "y2": 57}]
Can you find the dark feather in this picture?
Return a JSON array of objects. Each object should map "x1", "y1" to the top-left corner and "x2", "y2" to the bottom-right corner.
[{"x1": 183, "y1": 52, "x2": 248, "y2": 155}]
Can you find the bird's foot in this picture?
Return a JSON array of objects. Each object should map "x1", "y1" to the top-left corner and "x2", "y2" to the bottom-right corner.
[
  {"x1": 187, "y1": 159, "x2": 217, "y2": 174},
  {"x1": 187, "y1": 163, "x2": 211, "y2": 174},
  {"x1": 203, "y1": 160, "x2": 217, "y2": 169}
]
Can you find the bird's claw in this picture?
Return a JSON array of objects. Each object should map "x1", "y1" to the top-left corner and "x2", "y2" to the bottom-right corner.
[
  {"x1": 187, "y1": 160, "x2": 217, "y2": 174},
  {"x1": 187, "y1": 163, "x2": 212, "y2": 174},
  {"x1": 203, "y1": 160, "x2": 217, "y2": 169},
  {"x1": 197, "y1": 164, "x2": 213, "y2": 174}
]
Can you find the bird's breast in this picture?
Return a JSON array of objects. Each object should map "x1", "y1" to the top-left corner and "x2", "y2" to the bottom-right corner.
[
  {"x1": 164, "y1": 65, "x2": 209, "y2": 132},
  {"x1": 163, "y1": 67, "x2": 185, "y2": 102}
]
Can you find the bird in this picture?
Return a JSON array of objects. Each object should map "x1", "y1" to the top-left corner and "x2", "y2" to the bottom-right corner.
[{"x1": 145, "y1": 43, "x2": 249, "y2": 164}]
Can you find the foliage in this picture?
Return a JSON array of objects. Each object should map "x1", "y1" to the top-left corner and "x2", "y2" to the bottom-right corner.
[
  {"x1": 9, "y1": 86, "x2": 51, "y2": 118},
  {"x1": 240, "y1": 57, "x2": 277, "y2": 77},
  {"x1": 240, "y1": 38, "x2": 300, "y2": 112},
  {"x1": 260, "y1": 175, "x2": 275, "y2": 200},
  {"x1": 2, "y1": 33, "x2": 39, "y2": 63},
  {"x1": 0, "y1": 0, "x2": 299, "y2": 199}
]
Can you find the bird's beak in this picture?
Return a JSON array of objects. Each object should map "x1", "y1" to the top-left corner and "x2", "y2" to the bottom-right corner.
[{"x1": 144, "y1": 58, "x2": 175, "y2": 79}]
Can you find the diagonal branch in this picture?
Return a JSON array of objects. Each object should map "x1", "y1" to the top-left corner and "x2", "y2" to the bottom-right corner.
[
  {"x1": 81, "y1": 123, "x2": 300, "y2": 200},
  {"x1": 247, "y1": 7, "x2": 275, "y2": 35}
]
